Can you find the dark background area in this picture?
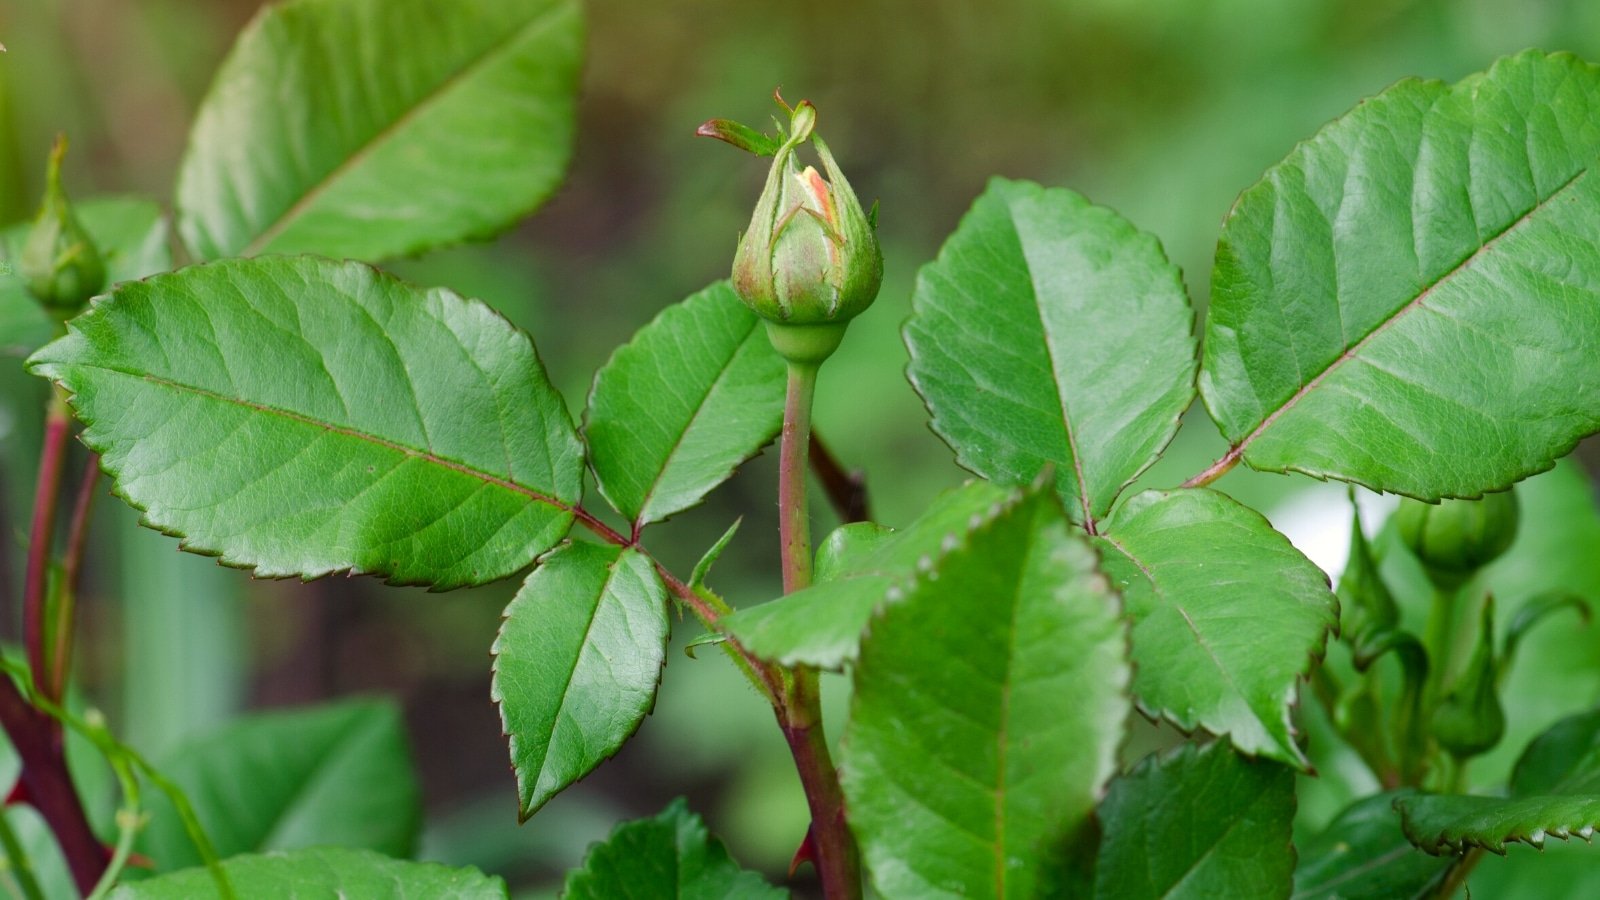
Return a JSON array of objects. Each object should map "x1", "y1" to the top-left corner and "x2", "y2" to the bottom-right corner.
[{"x1": 3, "y1": 0, "x2": 1600, "y2": 895}]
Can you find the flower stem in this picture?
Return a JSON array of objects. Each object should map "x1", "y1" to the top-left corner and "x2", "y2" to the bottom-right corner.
[
  {"x1": 780, "y1": 363, "x2": 818, "y2": 594},
  {"x1": 23, "y1": 390, "x2": 70, "y2": 698},
  {"x1": 49, "y1": 455, "x2": 99, "y2": 702},
  {"x1": 775, "y1": 361, "x2": 861, "y2": 899}
]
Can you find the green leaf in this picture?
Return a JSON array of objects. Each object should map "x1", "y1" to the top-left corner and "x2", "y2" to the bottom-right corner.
[
  {"x1": 905, "y1": 177, "x2": 1195, "y2": 526},
  {"x1": 1201, "y1": 50, "x2": 1600, "y2": 498},
  {"x1": 491, "y1": 541, "x2": 668, "y2": 819},
  {"x1": 137, "y1": 700, "x2": 421, "y2": 872},
  {"x1": 585, "y1": 282, "x2": 785, "y2": 527},
  {"x1": 176, "y1": 0, "x2": 582, "y2": 262},
  {"x1": 562, "y1": 798, "x2": 785, "y2": 899},
  {"x1": 1, "y1": 197, "x2": 169, "y2": 355},
  {"x1": 109, "y1": 847, "x2": 507, "y2": 899},
  {"x1": 1094, "y1": 742, "x2": 1296, "y2": 900},
  {"x1": 1512, "y1": 707, "x2": 1600, "y2": 796},
  {"x1": 1393, "y1": 710, "x2": 1600, "y2": 855},
  {"x1": 1095, "y1": 488, "x2": 1338, "y2": 768},
  {"x1": 1395, "y1": 794, "x2": 1600, "y2": 855},
  {"x1": 1292, "y1": 792, "x2": 1453, "y2": 900},
  {"x1": 27, "y1": 256, "x2": 584, "y2": 589},
  {"x1": 725, "y1": 480, "x2": 1013, "y2": 669},
  {"x1": 841, "y1": 486, "x2": 1129, "y2": 899}
]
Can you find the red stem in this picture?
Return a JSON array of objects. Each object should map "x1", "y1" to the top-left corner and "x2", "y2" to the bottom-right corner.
[
  {"x1": 808, "y1": 431, "x2": 870, "y2": 524},
  {"x1": 23, "y1": 395, "x2": 70, "y2": 693},
  {"x1": 774, "y1": 362, "x2": 861, "y2": 899},
  {"x1": 0, "y1": 659, "x2": 104, "y2": 893},
  {"x1": 49, "y1": 456, "x2": 99, "y2": 701}
]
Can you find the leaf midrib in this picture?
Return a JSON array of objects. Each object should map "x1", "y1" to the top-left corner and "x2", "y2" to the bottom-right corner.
[
  {"x1": 1098, "y1": 528, "x2": 1291, "y2": 760},
  {"x1": 1008, "y1": 197, "x2": 1098, "y2": 530},
  {"x1": 630, "y1": 317, "x2": 765, "y2": 526},
  {"x1": 239, "y1": 1, "x2": 571, "y2": 257},
  {"x1": 77, "y1": 362, "x2": 574, "y2": 513},
  {"x1": 1227, "y1": 166, "x2": 1589, "y2": 464}
]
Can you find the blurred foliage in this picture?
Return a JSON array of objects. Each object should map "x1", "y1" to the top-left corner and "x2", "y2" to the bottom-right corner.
[{"x1": 3, "y1": 0, "x2": 1600, "y2": 894}]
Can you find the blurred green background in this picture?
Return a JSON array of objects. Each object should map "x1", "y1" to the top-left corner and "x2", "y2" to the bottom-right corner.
[{"x1": 3, "y1": 0, "x2": 1600, "y2": 896}]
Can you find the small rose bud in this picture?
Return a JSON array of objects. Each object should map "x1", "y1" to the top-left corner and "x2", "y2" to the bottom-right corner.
[
  {"x1": 20, "y1": 136, "x2": 105, "y2": 319},
  {"x1": 1395, "y1": 489, "x2": 1519, "y2": 589},
  {"x1": 1432, "y1": 597, "x2": 1506, "y2": 759},
  {"x1": 710, "y1": 97, "x2": 882, "y2": 365},
  {"x1": 1337, "y1": 498, "x2": 1399, "y2": 645}
]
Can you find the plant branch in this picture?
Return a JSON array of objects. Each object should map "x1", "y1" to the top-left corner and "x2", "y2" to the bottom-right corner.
[
  {"x1": 1434, "y1": 847, "x2": 1484, "y2": 898},
  {"x1": 568, "y1": 365, "x2": 862, "y2": 896},
  {"x1": 0, "y1": 674, "x2": 105, "y2": 894},
  {"x1": 1181, "y1": 447, "x2": 1241, "y2": 489},
  {"x1": 780, "y1": 364, "x2": 819, "y2": 594},
  {"x1": 49, "y1": 456, "x2": 98, "y2": 702},
  {"x1": 809, "y1": 431, "x2": 870, "y2": 524},
  {"x1": 23, "y1": 392, "x2": 70, "y2": 699},
  {"x1": 774, "y1": 362, "x2": 861, "y2": 899}
]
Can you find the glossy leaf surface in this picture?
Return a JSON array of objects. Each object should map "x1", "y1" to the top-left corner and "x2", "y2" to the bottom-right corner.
[
  {"x1": 1096, "y1": 488, "x2": 1338, "y2": 767},
  {"x1": 842, "y1": 487, "x2": 1129, "y2": 898},
  {"x1": 110, "y1": 848, "x2": 506, "y2": 899},
  {"x1": 492, "y1": 541, "x2": 668, "y2": 819},
  {"x1": 1094, "y1": 742, "x2": 1295, "y2": 899},
  {"x1": 1, "y1": 197, "x2": 169, "y2": 355},
  {"x1": 562, "y1": 798, "x2": 785, "y2": 899},
  {"x1": 1202, "y1": 50, "x2": 1600, "y2": 498},
  {"x1": 905, "y1": 178, "x2": 1195, "y2": 526},
  {"x1": 726, "y1": 480, "x2": 1012, "y2": 669},
  {"x1": 585, "y1": 282, "x2": 784, "y2": 527},
  {"x1": 1292, "y1": 792, "x2": 1453, "y2": 900},
  {"x1": 137, "y1": 700, "x2": 421, "y2": 872},
  {"x1": 177, "y1": 0, "x2": 582, "y2": 261},
  {"x1": 29, "y1": 256, "x2": 584, "y2": 589}
]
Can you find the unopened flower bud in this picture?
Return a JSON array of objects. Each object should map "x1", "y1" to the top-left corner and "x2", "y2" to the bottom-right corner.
[
  {"x1": 1432, "y1": 598, "x2": 1506, "y2": 759},
  {"x1": 711, "y1": 97, "x2": 882, "y2": 365},
  {"x1": 20, "y1": 136, "x2": 105, "y2": 319},
  {"x1": 1395, "y1": 489, "x2": 1519, "y2": 589}
]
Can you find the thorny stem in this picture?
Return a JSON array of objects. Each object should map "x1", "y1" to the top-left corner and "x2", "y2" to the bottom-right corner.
[
  {"x1": 775, "y1": 362, "x2": 861, "y2": 899},
  {"x1": 49, "y1": 456, "x2": 99, "y2": 702},
  {"x1": 5, "y1": 387, "x2": 106, "y2": 895},
  {"x1": 569, "y1": 362, "x2": 861, "y2": 896},
  {"x1": 23, "y1": 391, "x2": 70, "y2": 700},
  {"x1": 809, "y1": 431, "x2": 870, "y2": 524}
]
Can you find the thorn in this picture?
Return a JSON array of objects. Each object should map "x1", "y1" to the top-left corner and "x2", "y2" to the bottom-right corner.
[
  {"x1": 4, "y1": 780, "x2": 29, "y2": 807},
  {"x1": 788, "y1": 823, "x2": 818, "y2": 877}
]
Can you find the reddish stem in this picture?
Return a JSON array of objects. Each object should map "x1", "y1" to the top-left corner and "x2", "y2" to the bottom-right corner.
[
  {"x1": 809, "y1": 431, "x2": 870, "y2": 524},
  {"x1": 774, "y1": 362, "x2": 861, "y2": 899},
  {"x1": 0, "y1": 669, "x2": 105, "y2": 894},
  {"x1": 779, "y1": 364, "x2": 817, "y2": 595},
  {"x1": 23, "y1": 394, "x2": 70, "y2": 709},
  {"x1": 1181, "y1": 448, "x2": 1241, "y2": 489},
  {"x1": 49, "y1": 456, "x2": 99, "y2": 701}
]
